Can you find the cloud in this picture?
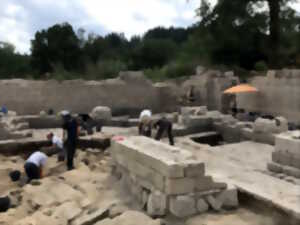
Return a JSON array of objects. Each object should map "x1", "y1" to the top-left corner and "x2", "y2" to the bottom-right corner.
[
  {"x1": 0, "y1": 0, "x2": 199, "y2": 54},
  {"x1": 0, "y1": 0, "x2": 298, "y2": 54}
]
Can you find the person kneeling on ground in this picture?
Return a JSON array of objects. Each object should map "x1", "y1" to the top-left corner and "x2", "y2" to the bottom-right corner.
[
  {"x1": 138, "y1": 109, "x2": 152, "y2": 137},
  {"x1": 62, "y1": 111, "x2": 79, "y2": 171},
  {"x1": 24, "y1": 151, "x2": 47, "y2": 183},
  {"x1": 46, "y1": 132, "x2": 65, "y2": 162},
  {"x1": 154, "y1": 117, "x2": 174, "y2": 146}
]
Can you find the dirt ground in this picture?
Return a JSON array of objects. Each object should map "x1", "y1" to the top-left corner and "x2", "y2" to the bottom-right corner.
[{"x1": 0, "y1": 146, "x2": 290, "y2": 225}]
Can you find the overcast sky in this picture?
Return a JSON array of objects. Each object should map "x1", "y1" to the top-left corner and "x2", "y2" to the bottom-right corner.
[{"x1": 1, "y1": 0, "x2": 300, "y2": 54}]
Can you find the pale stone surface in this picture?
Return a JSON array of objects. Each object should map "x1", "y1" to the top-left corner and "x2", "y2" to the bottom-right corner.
[
  {"x1": 95, "y1": 211, "x2": 161, "y2": 225},
  {"x1": 71, "y1": 205, "x2": 110, "y2": 225},
  {"x1": 175, "y1": 139, "x2": 300, "y2": 220},
  {"x1": 52, "y1": 201, "x2": 82, "y2": 221},
  {"x1": 169, "y1": 195, "x2": 197, "y2": 218},
  {"x1": 111, "y1": 136, "x2": 196, "y2": 178},
  {"x1": 14, "y1": 211, "x2": 65, "y2": 225},
  {"x1": 24, "y1": 178, "x2": 85, "y2": 207}
]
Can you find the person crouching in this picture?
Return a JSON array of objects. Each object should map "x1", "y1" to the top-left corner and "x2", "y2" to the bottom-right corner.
[{"x1": 24, "y1": 151, "x2": 47, "y2": 183}]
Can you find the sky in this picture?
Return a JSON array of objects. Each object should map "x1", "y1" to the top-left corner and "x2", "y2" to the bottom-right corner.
[{"x1": 0, "y1": 0, "x2": 299, "y2": 54}]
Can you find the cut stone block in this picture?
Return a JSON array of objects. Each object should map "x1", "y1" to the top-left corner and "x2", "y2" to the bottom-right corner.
[
  {"x1": 195, "y1": 176, "x2": 214, "y2": 192},
  {"x1": 216, "y1": 185, "x2": 239, "y2": 209},
  {"x1": 165, "y1": 178, "x2": 195, "y2": 195},
  {"x1": 267, "y1": 162, "x2": 283, "y2": 173},
  {"x1": 169, "y1": 195, "x2": 197, "y2": 218},
  {"x1": 184, "y1": 161, "x2": 205, "y2": 178},
  {"x1": 196, "y1": 198, "x2": 209, "y2": 213},
  {"x1": 147, "y1": 191, "x2": 167, "y2": 216},
  {"x1": 206, "y1": 195, "x2": 222, "y2": 211},
  {"x1": 127, "y1": 160, "x2": 165, "y2": 191},
  {"x1": 111, "y1": 136, "x2": 196, "y2": 178}
]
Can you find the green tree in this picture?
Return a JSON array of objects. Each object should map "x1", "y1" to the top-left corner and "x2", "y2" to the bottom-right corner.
[
  {"x1": 31, "y1": 22, "x2": 82, "y2": 75},
  {"x1": 0, "y1": 42, "x2": 31, "y2": 78},
  {"x1": 193, "y1": 0, "x2": 296, "y2": 68}
]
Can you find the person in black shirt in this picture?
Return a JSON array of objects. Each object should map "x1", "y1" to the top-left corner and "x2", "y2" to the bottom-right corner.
[
  {"x1": 154, "y1": 117, "x2": 174, "y2": 146},
  {"x1": 62, "y1": 111, "x2": 79, "y2": 170}
]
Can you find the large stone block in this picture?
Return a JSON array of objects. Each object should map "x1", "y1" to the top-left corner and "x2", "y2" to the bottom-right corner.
[
  {"x1": 216, "y1": 185, "x2": 239, "y2": 209},
  {"x1": 205, "y1": 195, "x2": 222, "y2": 211},
  {"x1": 195, "y1": 176, "x2": 214, "y2": 192},
  {"x1": 184, "y1": 161, "x2": 205, "y2": 178},
  {"x1": 169, "y1": 195, "x2": 197, "y2": 218},
  {"x1": 165, "y1": 177, "x2": 195, "y2": 195},
  {"x1": 196, "y1": 198, "x2": 209, "y2": 213},
  {"x1": 147, "y1": 191, "x2": 167, "y2": 216},
  {"x1": 127, "y1": 160, "x2": 165, "y2": 191},
  {"x1": 111, "y1": 137, "x2": 195, "y2": 178}
]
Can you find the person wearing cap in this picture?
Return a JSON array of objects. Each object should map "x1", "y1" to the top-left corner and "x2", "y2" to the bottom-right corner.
[
  {"x1": 24, "y1": 151, "x2": 48, "y2": 182},
  {"x1": 46, "y1": 132, "x2": 65, "y2": 162},
  {"x1": 138, "y1": 109, "x2": 152, "y2": 137},
  {"x1": 62, "y1": 111, "x2": 79, "y2": 170}
]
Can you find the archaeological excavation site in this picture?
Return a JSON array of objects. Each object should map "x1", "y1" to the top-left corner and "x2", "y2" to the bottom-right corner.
[{"x1": 0, "y1": 69, "x2": 300, "y2": 225}]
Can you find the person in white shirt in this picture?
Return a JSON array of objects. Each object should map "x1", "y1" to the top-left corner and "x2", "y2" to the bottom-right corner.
[
  {"x1": 24, "y1": 151, "x2": 47, "y2": 182},
  {"x1": 138, "y1": 109, "x2": 152, "y2": 137},
  {"x1": 47, "y1": 132, "x2": 65, "y2": 162}
]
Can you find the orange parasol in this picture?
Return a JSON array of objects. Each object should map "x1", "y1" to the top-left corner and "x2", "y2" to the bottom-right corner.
[{"x1": 223, "y1": 84, "x2": 258, "y2": 94}]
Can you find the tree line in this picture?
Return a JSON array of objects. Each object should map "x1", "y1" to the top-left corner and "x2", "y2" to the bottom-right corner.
[{"x1": 0, "y1": 0, "x2": 299, "y2": 80}]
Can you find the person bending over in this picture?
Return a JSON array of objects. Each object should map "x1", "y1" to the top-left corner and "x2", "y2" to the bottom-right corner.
[
  {"x1": 138, "y1": 109, "x2": 152, "y2": 137},
  {"x1": 46, "y1": 132, "x2": 65, "y2": 162},
  {"x1": 154, "y1": 117, "x2": 174, "y2": 146},
  {"x1": 24, "y1": 151, "x2": 47, "y2": 182}
]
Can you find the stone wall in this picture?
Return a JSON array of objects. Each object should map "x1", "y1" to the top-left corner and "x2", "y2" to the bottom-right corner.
[
  {"x1": 0, "y1": 72, "x2": 176, "y2": 116},
  {"x1": 237, "y1": 69, "x2": 300, "y2": 122},
  {"x1": 0, "y1": 69, "x2": 239, "y2": 116},
  {"x1": 268, "y1": 131, "x2": 300, "y2": 179},
  {"x1": 110, "y1": 136, "x2": 238, "y2": 218}
]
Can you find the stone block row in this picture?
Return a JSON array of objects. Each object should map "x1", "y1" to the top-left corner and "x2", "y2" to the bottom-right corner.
[{"x1": 110, "y1": 136, "x2": 238, "y2": 217}]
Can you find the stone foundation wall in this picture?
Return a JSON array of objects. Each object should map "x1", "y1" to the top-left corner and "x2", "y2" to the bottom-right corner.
[
  {"x1": 0, "y1": 69, "x2": 239, "y2": 116},
  {"x1": 268, "y1": 131, "x2": 300, "y2": 178},
  {"x1": 110, "y1": 136, "x2": 238, "y2": 218},
  {"x1": 237, "y1": 69, "x2": 300, "y2": 122},
  {"x1": 0, "y1": 72, "x2": 176, "y2": 116}
]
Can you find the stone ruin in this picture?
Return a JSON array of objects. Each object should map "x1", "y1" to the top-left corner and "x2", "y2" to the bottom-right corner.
[
  {"x1": 110, "y1": 136, "x2": 238, "y2": 218},
  {"x1": 268, "y1": 131, "x2": 300, "y2": 179}
]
